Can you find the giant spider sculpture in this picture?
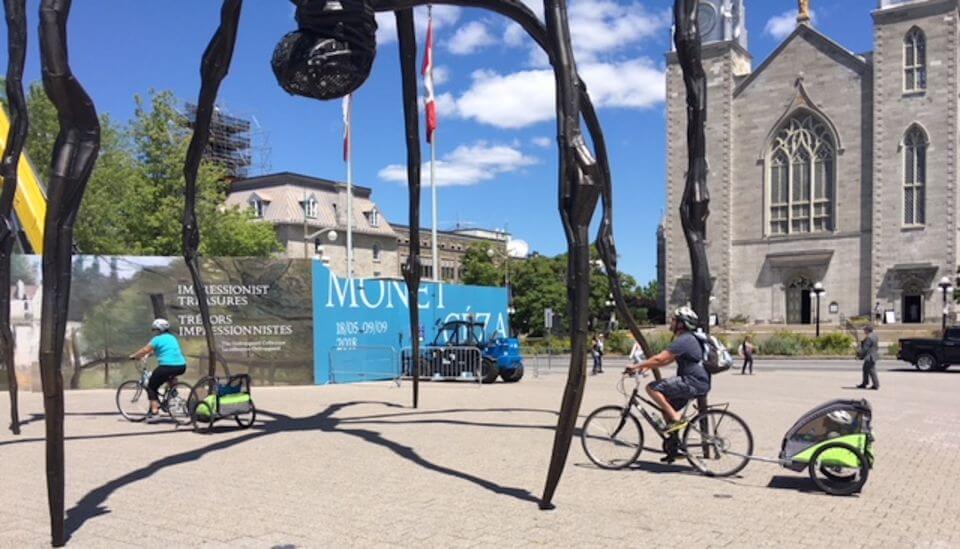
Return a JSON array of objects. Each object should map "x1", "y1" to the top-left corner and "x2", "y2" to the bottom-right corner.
[{"x1": 1, "y1": 0, "x2": 709, "y2": 545}]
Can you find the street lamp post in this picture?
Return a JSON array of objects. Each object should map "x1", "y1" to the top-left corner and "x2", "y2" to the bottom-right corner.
[
  {"x1": 939, "y1": 276, "x2": 954, "y2": 332},
  {"x1": 812, "y1": 282, "x2": 825, "y2": 338},
  {"x1": 306, "y1": 228, "x2": 338, "y2": 266}
]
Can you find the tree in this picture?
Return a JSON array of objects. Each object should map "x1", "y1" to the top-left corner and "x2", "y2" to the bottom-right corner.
[
  {"x1": 24, "y1": 86, "x2": 280, "y2": 257},
  {"x1": 460, "y1": 242, "x2": 505, "y2": 287}
]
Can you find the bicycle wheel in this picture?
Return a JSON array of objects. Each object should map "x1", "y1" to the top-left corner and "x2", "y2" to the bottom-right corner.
[
  {"x1": 681, "y1": 409, "x2": 753, "y2": 477},
  {"x1": 581, "y1": 405, "x2": 644, "y2": 469},
  {"x1": 164, "y1": 382, "x2": 195, "y2": 426},
  {"x1": 116, "y1": 380, "x2": 149, "y2": 422}
]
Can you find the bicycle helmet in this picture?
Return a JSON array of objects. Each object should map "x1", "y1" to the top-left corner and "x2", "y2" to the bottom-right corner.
[
  {"x1": 151, "y1": 318, "x2": 171, "y2": 332},
  {"x1": 827, "y1": 409, "x2": 853, "y2": 425},
  {"x1": 672, "y1": 306, "x2": 699, "y2": 330}
]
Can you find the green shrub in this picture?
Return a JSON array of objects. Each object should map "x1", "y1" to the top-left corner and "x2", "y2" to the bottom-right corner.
[
  {"x1": 760, "y1": 331, "x2": 813, "y2": 356},
  {"x1": 813, "y1": 332, "x2": 855, "y2": 355},
  {"x1": 605, "y1": 330, "x2": 632, "y2": 355},
  {"x1": 887, "y1": 341, "x2": 900, "y2": 356}
]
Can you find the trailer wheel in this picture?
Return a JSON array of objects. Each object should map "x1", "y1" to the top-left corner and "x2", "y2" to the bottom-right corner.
[
  {"x1": 480, "y1": 357, "x2": 500, "y2": 384},
  {"x1": 915, "y1": 354, "x2": 938, "y2": 372},
  {"x1": 808, "y1": 442, "x2": 868, "y2": 496},
  {"x1": 500, "y1": 364, "x2": 524, "y2": 382}
]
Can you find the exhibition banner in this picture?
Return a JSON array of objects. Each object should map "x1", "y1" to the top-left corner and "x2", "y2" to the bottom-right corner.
[
  {"x1": 9, "y1": 255, "x2": 313, "y2": 389},
  {"x1": 4, "y1": 255, "x2": 507, "y2": 390},
  {"x1": 312, "y1": 262, "x2": 510, "y2": 383}
]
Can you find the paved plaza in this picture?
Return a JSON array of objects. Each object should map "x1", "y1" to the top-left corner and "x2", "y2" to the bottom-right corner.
[{"x1": 1, "y1": 359, "x2": 959, "y2": 548}]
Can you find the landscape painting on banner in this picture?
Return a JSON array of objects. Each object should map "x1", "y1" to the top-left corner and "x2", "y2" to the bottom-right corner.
[{"x1": 7, "y1": 256, "x2": 314, "y2": 390}]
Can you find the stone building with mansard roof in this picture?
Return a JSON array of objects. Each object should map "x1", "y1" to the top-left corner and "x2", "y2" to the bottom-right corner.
[{"x1": 663, "y1": 0, "x2": 960, "y2": 324}]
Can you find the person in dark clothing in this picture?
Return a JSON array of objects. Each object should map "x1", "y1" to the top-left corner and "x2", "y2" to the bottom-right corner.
[
  {"x1": 591, "y1": 334, "x2": 604, "y2": 375},
  {"x1": 856, "y1": 325, "x2": 880, "y2": 390},
  {"x1": 625, "y1": 306, "x2": 710, "y2": 434},
  {"x1": 740, "y1": 335, "x2": 755, "y2": 375}
]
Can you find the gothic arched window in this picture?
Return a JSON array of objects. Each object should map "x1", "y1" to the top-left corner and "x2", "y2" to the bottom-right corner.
[
  {"x1": 768, "y1": 111, "x2": 836, "y2": 235},
  {"x1": 903, "y1": 125, "x2": 928, "y2": 226},
  {"x1": 904, "y1": 27, "x2": 927, "y2": 93}
]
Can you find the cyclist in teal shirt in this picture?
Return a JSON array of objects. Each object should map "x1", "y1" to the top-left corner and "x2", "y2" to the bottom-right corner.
[{"x1": 129, "y1": 318, "x2": 186, "y2": 419}]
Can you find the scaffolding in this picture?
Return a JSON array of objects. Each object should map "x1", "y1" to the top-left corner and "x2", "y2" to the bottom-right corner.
[{"x1": 184, "y1": 104, "x2": 270, "y2": 179}]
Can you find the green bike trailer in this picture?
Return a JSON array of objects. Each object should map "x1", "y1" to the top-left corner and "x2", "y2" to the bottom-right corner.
[
  {"x1": 779, "y1": 399, "x2": 874, "y2": 495},
  {"x1": 190, "y1": 374, "x2": 257, "y2": 432}
]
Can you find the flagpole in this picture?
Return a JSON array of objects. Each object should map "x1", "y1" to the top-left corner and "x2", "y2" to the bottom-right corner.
[
  {"x1": 428, "y1": 6, "x2": 439, "y2": 282},
  {"x1": 346, "y1": 93, "x2": 354, "y2": 280},
  {"x1": 430, "y1": 122, "x2": 438, "y2": 283}
]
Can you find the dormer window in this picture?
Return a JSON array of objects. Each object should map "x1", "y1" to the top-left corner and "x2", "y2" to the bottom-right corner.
[
  {"x1": 303, "y1": 196, "x2": 318, "y2": 219},
  {"x1": 366, "y1": 209, "x2": 380, "y2": 228},
  {"x1": 249, "y1": 196, "x2": 267, "y2": 218}
]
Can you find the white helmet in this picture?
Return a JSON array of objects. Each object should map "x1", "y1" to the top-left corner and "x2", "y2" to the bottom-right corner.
[
  {"x1": 827, "y1": 409, "x2": 853, "y2": 425},
  {"x1": 672, "y1": 306, "x2": 699, "y2": 330},
  {"x1": 151, "y1": 318, "x2": 171, "y2": 332}
]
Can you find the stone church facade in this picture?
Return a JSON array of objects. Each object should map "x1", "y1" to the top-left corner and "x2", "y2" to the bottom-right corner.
[{"x1": 663, "y1": 0, "x2": 960, "y2": 324}]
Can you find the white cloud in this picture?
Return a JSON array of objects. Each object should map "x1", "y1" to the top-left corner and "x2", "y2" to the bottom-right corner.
[
  {"x1": 503, "y1": 23, "x2": 527, "y2": 47},
  {"x1": 448, "y1": 21, "x2": 495, "y2": 55},
  {"x1": 501, "y1": 0, "x2": 668, "y2": 63},
  {"x1": 434, "y1": 92, "x2": 458, "y2": 117},
  {"x1": 567, "y1": 0, "x2": 670, "y2": 61},
  {"x1": 378, "y1": 141, "x2": 537, "y2": 187},
  {"x1": 376, "y1": 6, "x2": 462, "y2": 44},
  {"x1": 453, "y1": 59, "x2": 665, "y2": 129},
  {"x1": 764, "y1": 9, "x2": 815, "y2": 41},
  {"x1": 432, "y1": 65, "x2": 450, "y2": 86},
  {"x1": 531, "y1": 137, "x2": 552, "y2": 148}
]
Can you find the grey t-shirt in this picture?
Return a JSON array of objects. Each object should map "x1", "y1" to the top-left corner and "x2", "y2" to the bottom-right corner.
[{"x1": 667, "y1": 332, "x2": 711, "y2": 390}]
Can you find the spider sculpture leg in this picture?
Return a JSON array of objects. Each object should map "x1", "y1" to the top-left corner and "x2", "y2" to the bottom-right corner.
[
  {"x1": 587, "y1": 91, "x2": 661, "y2": 380},
  {"x1": 0, "y1": 0, "x2": 26, "y2": 436},
  {"x1": 674, "y1": 0, "x2": 711, "y2": 322},
  {"x1": 537, "y1": 0, "x2": 602, "y2": 510},
  {"x1": 183, "y1": 0, "x2": 243, "y2": 378},
  {"x1": 37, "y1": 0, "x2": 101, "y2": 544},
  {"x1": 395, "y1": 8, "x2": 423, "y2": 408},
  {"x1": 376, "y1": 0, "x2": 643, "y2": 505}
]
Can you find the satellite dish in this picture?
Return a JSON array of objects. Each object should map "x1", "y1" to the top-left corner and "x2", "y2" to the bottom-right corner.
[{"x1": 507, "y1": 239, "x2": 530, "y2": 258}]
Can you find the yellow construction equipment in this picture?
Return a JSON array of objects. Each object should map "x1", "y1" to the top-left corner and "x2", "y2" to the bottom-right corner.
[{"x1": 0, "y1": 106, "x2": 45, "y2": 253}]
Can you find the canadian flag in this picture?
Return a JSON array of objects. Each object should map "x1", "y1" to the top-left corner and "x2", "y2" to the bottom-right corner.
[
  {"x1": 422, "y1": 15, "x2": 437, "y2": 143},
  {"x1": 342, "y1": 93, "x2": 352, "y2": 162}
]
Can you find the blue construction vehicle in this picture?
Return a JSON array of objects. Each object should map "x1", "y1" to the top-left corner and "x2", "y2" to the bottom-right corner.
[{"x1": 406, "y1": 319, "x2": 524, "y2": 383}]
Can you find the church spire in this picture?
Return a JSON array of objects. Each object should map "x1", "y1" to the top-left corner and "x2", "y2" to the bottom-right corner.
[{"x1": 797, "y1": 0, "x2": 811, "y2": 24}]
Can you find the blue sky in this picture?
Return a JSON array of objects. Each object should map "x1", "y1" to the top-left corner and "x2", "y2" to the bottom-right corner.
[{"x1": 0, "y1": 0, "x2": 877, "y2": 283}]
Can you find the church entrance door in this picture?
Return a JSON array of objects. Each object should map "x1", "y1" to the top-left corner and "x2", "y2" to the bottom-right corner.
[
  {"x1": 787, "y1": 276, "x2": 813, "y2": 324},
  {"x1": 903, "y1": 295, "x2": 923, "y2": 323}
]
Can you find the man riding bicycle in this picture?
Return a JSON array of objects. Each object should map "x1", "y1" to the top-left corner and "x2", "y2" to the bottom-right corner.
[
  {"x1": 625, "y1": 306, "x2": 711, "y2": 434},
  {"x1": 129, "y1": 318, "x2": 186, "y2": 420}
]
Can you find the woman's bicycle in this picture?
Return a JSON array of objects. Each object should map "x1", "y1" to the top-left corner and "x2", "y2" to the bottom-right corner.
[
  {"x1": 115, "y1": 361, "x2": 193, "y2": 426},
  {"x1": 581, "y1": 373, "x2": 754, "y2": 476}
]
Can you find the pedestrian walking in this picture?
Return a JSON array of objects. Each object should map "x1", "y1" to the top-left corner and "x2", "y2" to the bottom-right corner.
[
  {"x1": 856, "y1": 325, "x2": 880, "y2": 390},
  {"x1": 874, "y1": 301, "x2": 883, "y2": 323},
  {"x1": 740, "y1": 335, "x2": 755, "y2": 375},
  {"x1": 591, "y1": 334, "x2": 605, "y2": 375}
]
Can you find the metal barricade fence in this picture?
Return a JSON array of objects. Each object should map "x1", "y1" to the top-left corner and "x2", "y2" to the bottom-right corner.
[
  {"x1": 328, "y1": 346, "x2": 401, "y2": 386},
  {"x1": 400, "y1": 346, "x2": 483, "y2": 385}
]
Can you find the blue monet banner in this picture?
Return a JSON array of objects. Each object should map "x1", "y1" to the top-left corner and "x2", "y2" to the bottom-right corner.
[{"x1": 312, "y1": 261, "x2": 510, "y2": 383}]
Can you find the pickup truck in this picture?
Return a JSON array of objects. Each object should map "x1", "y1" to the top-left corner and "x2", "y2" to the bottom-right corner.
[{"x1": 897, "y1": 327, "x2": 960, "y2": 371}]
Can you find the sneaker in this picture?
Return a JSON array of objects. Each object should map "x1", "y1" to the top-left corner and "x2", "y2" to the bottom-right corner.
[
  {"x1": 145, "y1": 411, "x2": 160, "y2": 424},
  {"x1": 855, "y1": 384, "x2": 867, "y2": 389},
  {"x1": 663, "y1": 420, "x2": 688, "y2": 434},
  {"x1": 660, "y1": 454, "x2": 677, "y2": 464}
]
